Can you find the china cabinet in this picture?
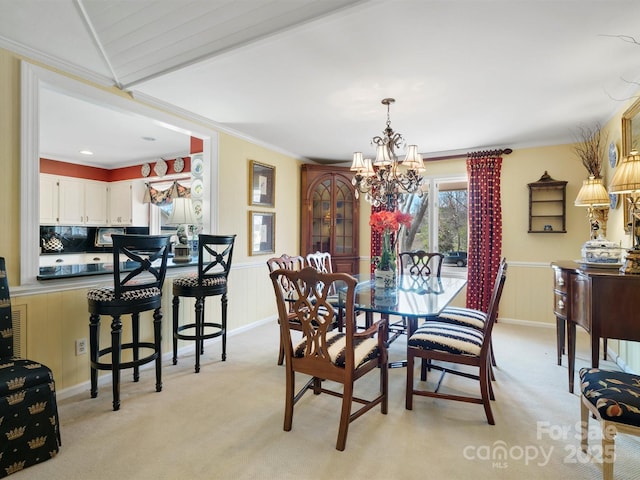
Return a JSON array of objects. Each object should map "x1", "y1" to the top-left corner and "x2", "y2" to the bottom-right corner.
[{"x1": 301, "y1": 164, "x2": 359, "y2": 274}]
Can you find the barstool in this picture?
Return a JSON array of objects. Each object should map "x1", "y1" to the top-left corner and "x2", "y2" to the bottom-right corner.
[
  {"x1": 172, "y1": 234, "x2": 236, "y2": 372},
  {"x1": 87, "y1": 234, "x2": 170, "y2": 411}
]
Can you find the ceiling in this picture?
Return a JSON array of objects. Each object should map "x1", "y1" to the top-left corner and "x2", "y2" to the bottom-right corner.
[{"x1": 2, "y1": 0, "x2": 640, "y2": 167}]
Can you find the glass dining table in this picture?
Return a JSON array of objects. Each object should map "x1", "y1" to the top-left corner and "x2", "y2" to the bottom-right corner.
[{"x1": 337, "y1": 273, "x2": 468, "y2": 367}]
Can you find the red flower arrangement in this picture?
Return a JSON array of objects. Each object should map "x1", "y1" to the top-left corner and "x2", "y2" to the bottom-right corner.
[
  {"x1": 369, "y1": 210, "x2": 413, "y2": 234},
  {"x1": 370, "y1": 210, "x2": 413, "y2": 272}
]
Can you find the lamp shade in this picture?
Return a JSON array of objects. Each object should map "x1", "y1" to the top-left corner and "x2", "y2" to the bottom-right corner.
[
  {"x1": 350, "y1": 152, "x2": 365, "y2": 172},
  {"x1": 609, "y1": 153, "x2": 640, "y2": 194},
  {"x1": 167, "y1": 197, "x2": 196, "y2": 225},
  {"x1": 574, "y1": 177, "x2": 610, "y2": 206}
]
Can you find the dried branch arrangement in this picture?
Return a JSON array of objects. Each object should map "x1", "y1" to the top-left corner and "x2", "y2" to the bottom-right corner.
[{"x1": 573, "y1": 123, "x2": 606, "y2": 179}]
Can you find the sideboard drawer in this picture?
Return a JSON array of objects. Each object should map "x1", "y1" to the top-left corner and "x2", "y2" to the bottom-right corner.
[
  {"x1": 553, "y1": 292, "x2": 568, "y2": 318},
  {"x1": 553, "y1": 268, "x2": 568, "y2": 293}
]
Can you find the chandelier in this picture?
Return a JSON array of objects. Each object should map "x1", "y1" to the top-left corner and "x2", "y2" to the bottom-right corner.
[{"x1": 350, "y1": 98, "x2": 425, "y2": 210}]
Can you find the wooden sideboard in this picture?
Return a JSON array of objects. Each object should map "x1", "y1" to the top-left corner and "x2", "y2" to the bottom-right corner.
[{"x1": 551, "y1": 260, "x2": 640, "y2": 392}]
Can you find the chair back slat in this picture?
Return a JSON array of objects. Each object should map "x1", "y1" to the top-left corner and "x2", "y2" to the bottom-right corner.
[
  {"x1": 399, "y1": 251, "x2": 444, "y2": 278},
  {"x1": 0, "y1": 257, "x2": 14, "y2": 358},
  {"x1": 267, "y1": 254, "x2": 306, "y2": 313},
  {"x1": 306, "y1": 251, "x2": 333, "y2": 274},
  {"x1": 198, "y1": 234, "x2": 236, "y2": 283},
  {"x1": 111, "y1": 235, "x2": 170, "y2": 299}
]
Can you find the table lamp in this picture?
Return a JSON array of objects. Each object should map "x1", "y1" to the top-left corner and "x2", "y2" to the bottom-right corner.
[
  {"x1": 609, "y1": 152, "x2": 640, "y2": 273},
  {"x1": 574, "y1": 176, "x2": 610, "y2": 240},
  {"x1": 167, "y1": 197, "x2": 197, "y2": 262}
]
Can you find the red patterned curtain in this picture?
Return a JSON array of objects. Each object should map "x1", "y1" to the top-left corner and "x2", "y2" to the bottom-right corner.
[{"x1": 466, "y1": 153, "x2": 503, "y2": 312}]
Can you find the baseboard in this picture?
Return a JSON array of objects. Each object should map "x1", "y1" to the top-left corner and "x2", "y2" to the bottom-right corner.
[{"x1": 56, "y1": 315, "x2": 278, "y2": 401}]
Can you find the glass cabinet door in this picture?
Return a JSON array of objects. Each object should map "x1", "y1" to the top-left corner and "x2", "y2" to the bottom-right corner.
[{"x1": 310, "y1": 177, "x2": 355, "y2": 255}]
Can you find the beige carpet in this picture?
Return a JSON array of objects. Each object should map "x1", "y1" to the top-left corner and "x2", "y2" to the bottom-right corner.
[{"x1": 11, "y1": 320, "x2": 640, "y2": 480}]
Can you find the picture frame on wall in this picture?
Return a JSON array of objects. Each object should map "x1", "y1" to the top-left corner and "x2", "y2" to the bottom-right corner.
[
  {"x1": 249, "y1": 211, "x2": 275, "y2": 255},
  {"x1": 249, "y1": 160, "x2": 275, "y2": 207}
]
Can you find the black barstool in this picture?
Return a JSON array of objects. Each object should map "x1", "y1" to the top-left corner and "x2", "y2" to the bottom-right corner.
[
  {"x1": 87, "y1": 234, "x2": 170, "y2": 411},
  {"x1": 172, "y1": 234, "x2": 236, "y2": 372}
]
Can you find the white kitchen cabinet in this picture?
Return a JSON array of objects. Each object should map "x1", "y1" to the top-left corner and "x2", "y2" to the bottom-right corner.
[
  {"x1": 39, "y1": 174, "x2": 60, "y2": 224},
  {"x1": 58, "y1": 177, "x2": 108, "y2": 225},
  {"x1": 109, "y1": 180, "x2": 148, "y2": 226}
]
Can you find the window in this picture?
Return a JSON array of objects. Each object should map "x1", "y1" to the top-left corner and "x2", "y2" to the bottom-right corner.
[{"x1": 399, "y1": 176, "x2": 468, "y2": 271}]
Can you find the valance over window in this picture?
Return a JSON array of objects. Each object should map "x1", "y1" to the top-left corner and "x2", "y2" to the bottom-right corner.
[{"x1": 143, "y1": 180, "x2": 191, "y2": 206}]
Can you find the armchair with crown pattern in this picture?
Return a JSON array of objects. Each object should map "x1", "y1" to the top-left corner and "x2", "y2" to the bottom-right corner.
[{"x1": 0, "y1": 257, "x2": 61, "y2": 477}]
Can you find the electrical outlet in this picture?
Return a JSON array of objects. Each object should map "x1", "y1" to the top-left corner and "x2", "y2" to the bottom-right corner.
[{"x1": 75, "y1": 338, "x2": 87, "y2": 356}]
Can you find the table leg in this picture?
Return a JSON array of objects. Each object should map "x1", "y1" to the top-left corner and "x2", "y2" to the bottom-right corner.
[
  {"x1": 556, "y1": 316, "x2": 565, "y2": 366},
  {"x1": 567, "y1": 321, "x2": 576, "y2": 394}
]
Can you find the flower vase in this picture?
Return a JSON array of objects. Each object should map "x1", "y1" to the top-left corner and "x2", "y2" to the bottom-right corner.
[{"x1": 374, "y1": 230, "x2": 397, "y2": 289}]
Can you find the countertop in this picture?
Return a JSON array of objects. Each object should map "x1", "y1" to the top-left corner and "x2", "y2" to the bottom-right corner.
[{"x1": 37, "y1": 256, "x2": 198, "y2": 280}]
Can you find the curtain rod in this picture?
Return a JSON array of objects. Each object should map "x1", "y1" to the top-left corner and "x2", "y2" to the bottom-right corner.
[{"x1": 424, "y1": 148, "x2": 513, "y2": 162}]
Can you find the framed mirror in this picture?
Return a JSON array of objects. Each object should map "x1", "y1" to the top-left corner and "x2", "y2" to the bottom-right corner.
[
  {"x1": 620, "y1": 97, "x2": 640, "y2": 234},
  {"x1": 621, "y1": 96, "x2": 640, "y2": 157}
]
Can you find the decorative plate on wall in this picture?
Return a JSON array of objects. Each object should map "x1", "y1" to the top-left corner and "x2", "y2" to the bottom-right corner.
[
  {"x1": 173, "y1": 156, "x2": 184, "y2": 173},
  {"x1": 141, "y1": 163, "x2": 151, "y2": 177},
  {"x1": 191, "y1": 155, "x2": 204, "y2": 177},
  {"x1": 609, "y1": 141, "x2": 618, "y2": 168},
  {"x1": 192, "y1": 199, "x2": 203, "y2": 221},
  {"x1": 610, "y1": 193, "x2": 619, "y2": 209},
  {"x1": 191, "y1": 179, "x2": 204, "y2": 198},
  {"x1": 154, "y1": 158, "x2": 168, "y2": 177}
]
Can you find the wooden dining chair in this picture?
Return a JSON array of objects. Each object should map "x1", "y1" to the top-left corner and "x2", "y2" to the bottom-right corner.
[
  {"x1": 269, "y1": 266, "x2": 388, "y2": 451},
  {"x1": 406, "y1": 258, "x2": 507, "y2": 424},
  {"x1": 385, "y1": 250, "x2": 446, "y2": 345},
  {"x1": 399, "y1": 250, "x2": 445, "y2": 278},
  {"x1": 267, "y1": 254, "x2": 310, "y2": 365}
]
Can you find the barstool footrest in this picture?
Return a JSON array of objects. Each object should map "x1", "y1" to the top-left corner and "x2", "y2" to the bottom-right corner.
[
  {"x1": 174, "y1": 322, "x2": 224, "y2": 342},
  {"x1": 91, "y1": 342, "x2": 159, "y2": 371}
]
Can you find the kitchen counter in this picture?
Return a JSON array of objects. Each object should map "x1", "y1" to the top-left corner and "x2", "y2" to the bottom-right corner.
[{"x1": 37, "y1": 256, "x2": 198, "y2": 280}]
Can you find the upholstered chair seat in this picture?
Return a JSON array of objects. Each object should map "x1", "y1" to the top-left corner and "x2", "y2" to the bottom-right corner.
[{"x1": 579, "y1": 367, "x2": 640, "y2": 480}]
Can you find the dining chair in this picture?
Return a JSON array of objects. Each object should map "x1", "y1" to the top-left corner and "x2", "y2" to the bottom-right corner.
[
  {"x1": 405, "y1": 258, "x2": 507, "y2": 424},
  {"x1": 172, "y1": 234, "x2": 236, "y2": 373},
  {"x1": 87, "y1": 234, "x2": 170, "y2": 411},
  {"x1": 399, "y1": 250, "x2": 444, "y2": 278},
  {"x1": 269, "y1": 266, "x2": 388, "y2": 451},
  {"x1": 0, "y1": 257, "x2": 61, "y2": 476},
  {"x1": 579, "y1": 367, "x2": 640, "y2": 480},
  {"x1": 385, "y1": 250, "x2": 445, "y2": 345},
  {"x1": 266, "y1": 254, "x2": 310, "y2": 365}
]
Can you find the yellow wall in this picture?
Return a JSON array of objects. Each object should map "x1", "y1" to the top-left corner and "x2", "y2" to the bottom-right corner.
[{"x1": 3, "y1": 45, "x2": 640, "y2": 394}]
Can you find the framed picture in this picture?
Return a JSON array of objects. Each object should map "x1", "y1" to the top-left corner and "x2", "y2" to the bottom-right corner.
[
  {"x1": 249, "y1": 211, "x2": 275, "y2": 255},
  {"x1": 249, "y1": 160, "x2": 275, "y2": 207}
]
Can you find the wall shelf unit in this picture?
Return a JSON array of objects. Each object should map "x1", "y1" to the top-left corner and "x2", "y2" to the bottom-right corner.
[{"x1": 528, "y1": 171, "x2": 567, "y2": 233}]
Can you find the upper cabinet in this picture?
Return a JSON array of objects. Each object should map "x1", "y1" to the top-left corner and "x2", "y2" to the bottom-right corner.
[
  {"x1": 40, "y1": 175, "x2": 148, "y2": 227},
  {"x1": 301, "y1": 164, "x2": 359, "y2": 274},
  {"x1": 58, "y1": 177, "x2": 108, "y2": 225},
  {"x1": 39, "y1": 174, "x2": 60, "y2": 224},
  {"x1": 108, "y1": 180, "x2": 148, "y2": 226}
]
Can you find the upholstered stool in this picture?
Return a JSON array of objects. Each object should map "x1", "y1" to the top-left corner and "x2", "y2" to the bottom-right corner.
[
  {"x1": 0, "y1": 257, "x2": 61, "y2": 476},
  {"x1": 87, "y1": 234, "x2": 170, "y2": 411},
  {"x1": 580, "y1": 368, "x2": 640, "y2": 480},
  {"x1": 172, "y1": 234, "x2": 236, "y2": 372}
]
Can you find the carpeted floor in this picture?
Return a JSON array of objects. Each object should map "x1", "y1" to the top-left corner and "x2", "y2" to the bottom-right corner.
[{"x1": 11, "y1": 320, "x2": 640, "y2": 480}]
